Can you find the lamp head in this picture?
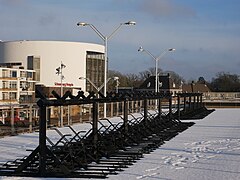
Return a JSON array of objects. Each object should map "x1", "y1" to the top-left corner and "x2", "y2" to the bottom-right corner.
[
  {"x1": 77, "y1": 22, "x2": 88, "y2": 26},
  {"x1": 124, "y1": 21, "x2": 136, "y2": 25},
  {"x1": 79, "y1": 77, "x2": 84, "y2": 80},
  {"x1": 168, "y1": 48, "x2": 176, "y2": 52},
  {"x1": 138, "y1": 46, "x2": 144, "y2": 52},
  {"x1": 61, "y1": 63, "x2": 66, "y2": 68},
  {"x1": 114, "y1": 76, "x2": 119, "y2": 80},
  {"x1": 56, "y1": 67, "x2": 60, "y2": 74}
]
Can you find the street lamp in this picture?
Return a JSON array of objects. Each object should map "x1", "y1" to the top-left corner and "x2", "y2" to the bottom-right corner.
[
  {"x1": 138, "y1": 47, "x2": 175, "y2": 108},
  {"x1": 56, "y1": 61, "x2": 66, "y2": 127},
  {"x1": 77, "y1": 20, "x2": 136, "y2": 118},
  {"x1": 79, "y1": 76, "x2": 116, "y2": 93}
]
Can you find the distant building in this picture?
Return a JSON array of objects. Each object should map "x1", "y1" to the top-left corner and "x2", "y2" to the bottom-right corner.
[
  {"x1": 0, "y1": 65, "x2": 37, "y2": 123},
  {"x1": 182, "y1": 82, "x2": 211, "y2": 93},
  {"x1": 138, "y1": 74, "x2": 182, "y2": 95},
  {"x1": 0, "y1": 65, "x2": 36, "y2": 105}
]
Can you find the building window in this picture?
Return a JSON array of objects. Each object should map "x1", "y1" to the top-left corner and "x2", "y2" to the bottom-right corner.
[
  {"x1": 2, "y1": 81, "x2": 8, "y2": 89},
  {"x1": 9, "y1": 81, "x2": 17, "y2": 89},
  {"x1": 86, "y1": 51, "x2": 105, "y2": 92},
  {"x1": 20, "y1": 71, "x2": 26, "y2": 78},
  {"x1": 27, "y1": 56, "x2": 40, "y2": 81},
  {"x1": 27, "y1": 72, "x2": 33, "y2": 79},
  {"x1": 9, "y1": 92, "x2": 17, "y2": 100},
  {"x1": 2, "y1": 69, "x2": 8, "y2": 78},
  {"x1": 2, "y1": 92, "x2": 8, "y2": 100},
  {"x1": 10, "y1": 70, "x2": 17, "y2": 78}
]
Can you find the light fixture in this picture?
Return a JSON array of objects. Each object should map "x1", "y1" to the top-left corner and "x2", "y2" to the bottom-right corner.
[
  {"x1": 77, "y1": 22, "x2": 88, "y2": 26},
  {"x1": 138, "y1": 46, "x2": 144, "y2": 52},
  {"x1": 124, "y1": 21, "x2": 136, "y2": 25},
  {"x1": 168, "y1": 48, "x2": 176, "y2": 52}
]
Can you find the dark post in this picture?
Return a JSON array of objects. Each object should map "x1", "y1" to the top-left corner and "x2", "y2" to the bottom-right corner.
[
  {"x1": 169, "y1": 96, "x2": 172, "y2": 120},
  {"x1": 92, "y1": 102, "x2": 98, "y2": 151},
  {"x1": 197, "y1": 94, "x2": 200, "y2": 108},
  {"x1": 123, "y1": 100, "x2": 129, "y2": 133},
  {"x1": 183, "y1": 96, "x2": 186, "y2": 113},
  {"x1": 193, "y1": 95, "x2": 196, "y2": 110},
  {"x1": 158, "y1": 97, "x2": 162, "y2": 121},
  {"x1": 143, "y1": 99, "x2": 148, "y2": 123},
  {"x1": 177, "y1": 95, "x2": 181, "y2": 121},
  {"x1": 189, "y1": 96, "x2": 192, "y2": 110},
  {"x1": 39, "y1": 104, "x2": 47, "y2": 176}
]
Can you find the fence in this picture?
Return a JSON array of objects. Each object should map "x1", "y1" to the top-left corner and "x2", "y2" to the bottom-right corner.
[{"x1": 0, "y1": 90, "x2": 208, "y2": 178}]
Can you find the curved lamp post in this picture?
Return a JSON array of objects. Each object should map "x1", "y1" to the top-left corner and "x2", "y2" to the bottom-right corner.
[
  {"x1": 138, "y1": 47, "x2": 175, "y2": 109},
  {"x1": 56, "y1": 61, "x2": 66, "y2": 127},
  {"x1": 77, "y1": 20, "x2": 136, "y2": 117}
]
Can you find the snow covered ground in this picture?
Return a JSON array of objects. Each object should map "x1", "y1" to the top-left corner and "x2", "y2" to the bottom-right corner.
[{"x1": 0, "y1": 108, "x2": 240, "y2": 180}]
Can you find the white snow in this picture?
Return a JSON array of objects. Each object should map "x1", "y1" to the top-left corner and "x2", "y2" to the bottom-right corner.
[{"x1": 1, "y1": 108, "x2": 240, "y2": 180}]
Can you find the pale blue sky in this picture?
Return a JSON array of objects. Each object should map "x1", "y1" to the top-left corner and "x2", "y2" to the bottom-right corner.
[{"x1": 0, "y1": 0, "x2": 240, "y2": 81}]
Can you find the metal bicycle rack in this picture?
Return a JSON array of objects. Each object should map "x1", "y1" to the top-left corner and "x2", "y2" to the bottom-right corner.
[{"x1": 0, "y1": 90, "x2": 210, "y2": 178}]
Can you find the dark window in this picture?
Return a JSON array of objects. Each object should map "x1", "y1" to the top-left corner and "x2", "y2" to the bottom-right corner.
[{"x1": 86, "y1": 51, "x2": 105, "y2": 92}]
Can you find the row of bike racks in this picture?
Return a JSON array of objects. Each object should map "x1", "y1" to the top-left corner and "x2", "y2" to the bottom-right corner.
[{"x1": 0, "y1": 90, "x2": 210, "y2": 178}]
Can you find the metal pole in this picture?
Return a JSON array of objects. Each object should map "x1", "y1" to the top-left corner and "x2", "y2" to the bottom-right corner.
[
  {"x1": 123, "y1": 100, "x2": 129, "y2": 134},
  {"x1": 60, "y1": 65, "x2": 63, "y2": 127},
  {"x1": 183, "y1": 96, "x2": 186, "y2": 113},
  {"x1": 155, "y1": 59, "x2": 158, "y2": 109},
  {"x1": 189, "y1": 96, "x2": 192, "y2": 110},
  {"x1": 197, "y1": 95, "x2": 200, "y2": 108},
  {"x1": 29, "y1": 103, "x2": 33, "y2": 133},
  {"x1": 200, "y1": 94, "x2": 203, "y2": 107},
  {"x1": 67, "y1": 105, "x2": 71, "y2": 125},
  {"x1": 193, "y1": 95, "x2": 196, "y2": 110},
  {"x1": 103, "y1": 37, "x2": 108, "y2": 118},
  {"x1": 158, "y1": 97, "x2": 162, "y2": 121},
  {"x1": 177, "y1": 95, "x2": 181, "y2": 121},
  {"x1": 79, "y1": 105, "x2": 83, "y2": 123},
  {"x1": 39, "y1": 104, "x2": 47, "y2": 175},
  {"x1": 11, "y1": 105, "x2": 15, "y2": 135},
  {"x1": 116, "y1": 102, "x2": 119, "y2": 116},
  {"x1": 110, "y1": 102, "x2": 113, "y2": 117},
  {"x1": 92, "y1": 102, "x2": 98, "y2": 156},
  {"x1": 143, "y1": 99, "x2": 148, "y2": 123},
  {"x1": 169, "y1": 96, "x2": 172, "y2": 121}
]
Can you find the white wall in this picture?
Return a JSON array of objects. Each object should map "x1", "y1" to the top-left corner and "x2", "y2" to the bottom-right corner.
[{"x1": 0, "y1": 41, "x2": 104, "y2": 92}]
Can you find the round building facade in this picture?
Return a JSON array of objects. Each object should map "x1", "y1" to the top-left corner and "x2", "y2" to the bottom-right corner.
[{"x1": 0, "y1": 40, "x2": 105, "y2": 92}]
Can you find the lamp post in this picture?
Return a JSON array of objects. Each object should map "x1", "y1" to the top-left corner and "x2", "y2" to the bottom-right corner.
[
  {"x1": 138, "y1": 47, "x2": 175, "y2": 108},
  {"x1": 56, "y1": 61, "x2": 66, "y2": 127},
  {"x1": 77, "y1": 20, "x2": 136, "y2": 117},
  {"x1": 79, "y1": 76, "x2": 115, "y2": 93}
]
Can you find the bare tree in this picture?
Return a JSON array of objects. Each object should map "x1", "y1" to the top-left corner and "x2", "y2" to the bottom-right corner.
[
  {"x1": 139, "y1": 67, "x2": 163, "y2": 80},
  {"x1": 210, "y1": 72, "x2": 240, "y2": 92},
  {"x1": 164, "y1": 70, "x2": 185, "y2": 86},
  {"x1": 107, "y1": 67, "x2": 185, "y2": 91}
]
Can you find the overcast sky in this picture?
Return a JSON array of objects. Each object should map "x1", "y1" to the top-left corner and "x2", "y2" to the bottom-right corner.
[{"x1": 0, "y1": 0, "x2": 239, "y2": 81}]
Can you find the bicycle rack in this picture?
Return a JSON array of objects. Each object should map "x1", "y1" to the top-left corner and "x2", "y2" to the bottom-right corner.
[{"x1": 0, "y1": 90, "x2": 209, "y2": 178}]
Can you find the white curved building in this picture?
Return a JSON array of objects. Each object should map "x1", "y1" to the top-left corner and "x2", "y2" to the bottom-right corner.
[{"x1": 0, "y1": 40, "x2": 105, "y2": 92}]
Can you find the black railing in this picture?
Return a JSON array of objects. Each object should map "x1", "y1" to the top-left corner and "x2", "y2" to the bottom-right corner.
[{"x1": 0, "y1": 90, "x2": 211, "y2": 178}]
